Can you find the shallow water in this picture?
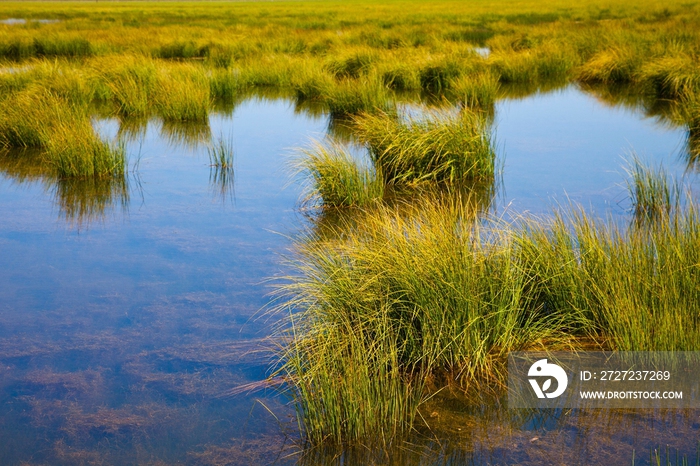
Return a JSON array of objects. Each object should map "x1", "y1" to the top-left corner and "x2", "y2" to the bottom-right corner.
[
  {"x1": 495, "y1": 84, "x2": 690, "y2": 216},
  {"x1": 0, "y1": 18, "x2": 59, "y2": 25},
  {"x1": 0, "y1": 87, "x2": 698, "y2": 464}
]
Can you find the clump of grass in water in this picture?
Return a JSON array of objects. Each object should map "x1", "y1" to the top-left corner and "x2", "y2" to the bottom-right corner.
[
  {"x1": 101, "y1": 57, "x2": 159, "y2": 118},
  {"x1": 154, "y1": 68, "x2": 211, "y2": 122},
  {"x1": 450, "y1": 71, "x2": 500, "y2": 108},
  {"x1": 275, "y1": 168, "x2": 700, "y2": 446},
  {"x1": 0, "y1": 89, "x2": 126, "y2": 178},
  {"x1": 208, "y1": 135, "x2": 235, "y2": 201},
  {"x1": 419, "y1": 58, "x2": 461, "y2": 93},
  {"x1": 274, "y1": 197, "x2": 586, "y2": 446},
  {"x1": 207, "y1": 135, "x2": 234, "y2": 169},
  {"x1": 353, "y1": 108, "x2": 496, "y2": 185},
  {"x1": 322, "y1": 79, "x2": 392, "y2": 116},
  {"x1": 625, "y1": 157, "x2": 677, "y2": 225},
  {"x1": 295, "y1": 140, "x2": 384, "y2": 208}
]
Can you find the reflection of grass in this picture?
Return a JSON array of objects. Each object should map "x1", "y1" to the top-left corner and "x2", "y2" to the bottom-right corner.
[
  {"x1": 0, "y1": 147, "x2": 129, "y2": 227},
  {"x1": 207, "y1": 135, "x2": 235, "y2": 202},
  {"x1": 52, "y1": 175, "x2": 129, "y2": 227},
  {"x1": 160, "y1": 119, "x2": 211, "y2": 149}
]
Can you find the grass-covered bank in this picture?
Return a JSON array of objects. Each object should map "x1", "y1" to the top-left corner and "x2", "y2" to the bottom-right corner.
[
  {"x1": 0, "y1": 88, "x2": 125, "y2": 178},
  {"x1": 275, "y1": 164, "x2": 700, "y2": 446},
  {"x1": 4, "y1": 0, "x2": 700, "y2": 120},
  {"x1": 3, "y1": 0, "x2": 700, "y2": 178}
]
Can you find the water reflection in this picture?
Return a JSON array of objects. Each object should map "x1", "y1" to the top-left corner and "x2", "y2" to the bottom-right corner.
[
  {"x1": 0, "y1": 148, "x2": 129, "y2": 228},
  {"x1": 209, "y1": 164, "x2": 235, "y2": 203},
  {"x1": 686, "y1": 125, "x2": 700, "y2": 171},
  {"x1": 160, "y1": 118, "x2": 212, "y2": 149},
  {"x1": 297, "y1": 394, "x2": 700, "y2": 465},
  {"x1": 116, "y1": 116, "x2": 149, "y2": 143},
  {"x1": 0, "y1": 87, "x2": 698, "y2": 464}
]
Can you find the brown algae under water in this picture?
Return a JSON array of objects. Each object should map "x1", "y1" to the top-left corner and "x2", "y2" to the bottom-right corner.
[{"x1": 0, "y1": 86, "x2": 698, "y2": 464}]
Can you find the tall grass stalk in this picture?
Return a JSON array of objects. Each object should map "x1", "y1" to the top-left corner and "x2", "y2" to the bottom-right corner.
[
  {"x1": 207, "y1": 135, "x2": 235, "y2": 202},
  {"x1": 207, "y1": 135, "x2": 234, "y2": 169}
]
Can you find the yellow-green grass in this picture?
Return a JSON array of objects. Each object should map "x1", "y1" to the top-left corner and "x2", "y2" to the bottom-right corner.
[
  {"x1": 1, "y1": 0, "x2": 700, "y2": 121},
  {"x1": 0, "y1": 88, "x2": 125, "y2": 178},
  {"x1": 625, "y1": 157, "x2": 678, "y2": 225},
  {"x1": 352, "y1": 108, "x2": 496, "y2": 186},
  {"x1": 207, "y1": 134, "x2": 234, "y2": 169},
  {"x1": 276, "y1": 172, "x2": 700, "y2": 446},
  {"x1": 295, "y1": 140, "x2": 384, "y2": 208}
]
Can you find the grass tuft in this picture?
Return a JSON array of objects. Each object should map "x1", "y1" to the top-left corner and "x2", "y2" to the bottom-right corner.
[
  {"x1": 295, "y1": 140, "x2": 384, "y2": 207},
  {"x1": 625, "y1": 156, "x2": 678, "y2": 225},
  {"x1": 352, "y1": 108, "x2": 496, "y2": 185}
]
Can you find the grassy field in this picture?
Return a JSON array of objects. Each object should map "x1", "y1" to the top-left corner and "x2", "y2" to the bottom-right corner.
[{"x1": 2, "y1": 0, "x2": 700, "y2": 452}]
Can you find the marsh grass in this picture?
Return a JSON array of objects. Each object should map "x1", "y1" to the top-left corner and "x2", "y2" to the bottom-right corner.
[
  {"x1": 276, "y1": 164, "x2": 700, "y2": 446},
  {"x1": 103, "y1": 58, "x2": 158, "y2": 118},
  {"x1": 207, "y1": 135, "x2": 234, "y2": 169},
  {"x1": 0, "y1": 89, "x2": 126, "y2": 178},
  {"x1": 208, "y1": 137, "x2": 235, "y2": 203},
  {"x1": 46, "y1": 124, "x2": 126, "y2": 179},
  {"x1": 450, "y1": 71, "x2": 500, "y2": 108},
  {"x1": 295, "y1": 140, "x2": 383, "y2": 208},
  {"x1": 353, "y1": 108, "x2": 495, "y2": 185},
  {"x1": 419, "y1": 59, "x2": 461, "y2": 93},
  {"x1": 154, "y1": 70, "x2": 210, "y2": 122},
  {"x1": 322, "y1": 79, "x2": 392, "y2": 116},
  {"x1": 274, "y1": 197, "x2": 589, "y2": 446},
  {"x1": 0, "y1": 37, "x2": 93, "y2": 61},
  {"x1": 624, "y1": 157, "x2": 678, "y2": 224}
]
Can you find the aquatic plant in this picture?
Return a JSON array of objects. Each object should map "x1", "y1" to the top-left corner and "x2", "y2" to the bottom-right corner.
[
  {"x1": 207, "y1": 135, "x2": 234, "y2": 169},
  {"x1": 352, "y1": 108, "x2": 496, "y2": 185},
  {"x1": 0, "y1": 89, "x2": 125, "y2": 178},
  {"x1": 450, "y1": 71, "x2": 500, "y2": 108},
  {"x1": 103, "y1": 57, "x2": 159, "y2": 117},
  {"x1": 274, "y1": 197, "x2": 589, "y2": 445},
  {"x1": 295, "y1": 140, "x2": 383, "y2": 207},
  {"x1": 153, "y1": 67, "x2": 210, "y2": 122},
  {"x1": 276, "y1": 169, "x2": 700, "y2": 445},
  {"x1": 322, "y1": 78, "x2": 392, "y2": 116},
  {"x1": 624, "y1": 157, "x2": 677, "y2": 224}
]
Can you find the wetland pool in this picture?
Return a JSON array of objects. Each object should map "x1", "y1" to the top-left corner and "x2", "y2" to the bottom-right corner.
[{"x1": 0, "y1": 85, "x2": 697, "y2": 465}]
